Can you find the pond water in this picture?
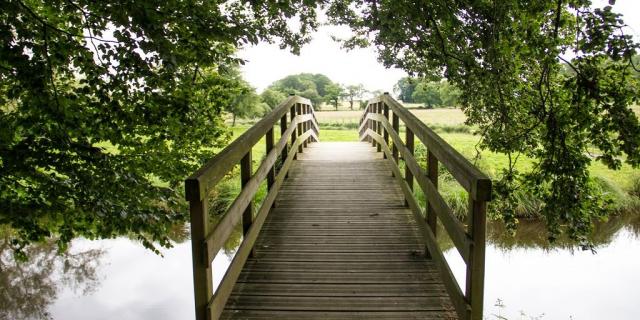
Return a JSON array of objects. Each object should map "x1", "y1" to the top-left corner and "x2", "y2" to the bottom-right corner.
[{"x1": 2, "y1": 213, "x2": 639, "y2": 320}]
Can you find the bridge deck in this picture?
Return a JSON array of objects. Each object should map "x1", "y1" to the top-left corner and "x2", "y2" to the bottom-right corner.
[{"x1": 221, "y1": 142, "x2": 457, "y2": 319}]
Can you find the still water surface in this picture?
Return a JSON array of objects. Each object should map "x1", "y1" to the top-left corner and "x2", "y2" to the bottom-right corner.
[{"x1": 3, "y1": 214, "x2": 639, "y2": 320}]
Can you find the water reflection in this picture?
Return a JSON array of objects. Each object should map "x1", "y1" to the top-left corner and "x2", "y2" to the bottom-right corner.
[
  {"x1": 440, "y1": 211, "x2": 640, "y2": 320},
  {"x1": 0, "y1": 236, "x2": 104, "y2": 320},
  {"x1": 487, "y1": 211, "x2": 640, "y2": 251},
  {"x1": 2, "y1": 210, "x2": 638, "y2": 320}
]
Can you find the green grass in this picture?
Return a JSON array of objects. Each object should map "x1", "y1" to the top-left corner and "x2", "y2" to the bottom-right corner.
[{"x1": 314, "y1": 108, "x2": 466, "y2": 126}]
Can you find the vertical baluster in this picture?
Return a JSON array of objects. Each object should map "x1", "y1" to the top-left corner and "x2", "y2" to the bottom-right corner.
[
  {"x1": 280, "y1": 114, "x2": 288, "y2": 166},
  {"x1": 405, "y1": 128, "x2": 414, "y2": 206},
  {"x1": 381, "y1": 102, "x2": 389, "y2": 159},
  {"x1": 376, "y1": 102, "x2": 383, "y2": 153},
  {"x1": 371, "y1": 103, "x2": 377, "y2": 147},
  {"x1": 466, "y1": 198, "x2": 487, "y2": 320},
  {"x1": 427, "y1": 151, "x2": 438, "y2": 235},
  {"x1": 296, "y1": 103, "x2": 303, "y2": 153},
  {"x1": 189, "y1": 196, "x2": 213, "y2": 320},
  {"x1": 307, "y1": 105, "x2": 313, "y2": 143},
  {"x1": 266, "y1": 127, "x2": 275, "y2": 190},
  {"x1": 302, "y1": 104, "x2": 308, "y2": 148},
  {"x1": 392, "y1": 112, "x2": 399, "y2": 163},
  {"x1": 290, "y1": 103, "x2": 297, "y2": 160},
  {"x1": 240, "y1": 151, "x2": 254, "y2": 257}
]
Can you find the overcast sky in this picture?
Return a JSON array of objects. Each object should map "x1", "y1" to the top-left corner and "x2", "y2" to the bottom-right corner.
[{"x1": 238, "y1": 0, "x2": 640, "y2": 94}]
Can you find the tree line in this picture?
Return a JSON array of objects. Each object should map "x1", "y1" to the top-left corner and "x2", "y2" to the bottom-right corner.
[
  {"x1": 227, "y1": 73, "x2": 372, "y2": 125},
  {"x1": 394, "y1": 77, "x2": 462, "y2": 108}
]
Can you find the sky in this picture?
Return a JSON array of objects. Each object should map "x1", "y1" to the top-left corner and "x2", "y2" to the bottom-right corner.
[{"x1": 238, "y1": 0, "x2": 640, "y2": 94}]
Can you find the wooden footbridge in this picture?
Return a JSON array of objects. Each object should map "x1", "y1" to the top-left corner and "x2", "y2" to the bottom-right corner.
[{"x1": 185, "y1": 94, "x2": 492, "y2": 320}]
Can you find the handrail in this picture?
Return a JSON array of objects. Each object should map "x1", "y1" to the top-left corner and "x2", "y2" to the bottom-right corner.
[
  {"x1": 359, "y1": 93, "x2": 491, "y2": 320},
  {"x1": 186, "y1": 95, "x2": 319, "y2": 320}
]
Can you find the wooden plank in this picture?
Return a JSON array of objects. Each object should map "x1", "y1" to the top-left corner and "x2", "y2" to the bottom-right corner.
[
  {"x1": 221, "y1": 310, "x2": 456, "y2": 320},
  {"x1": 231, "y1": 282, "x2": 445, "y2": 296},
  {"x1": 225, "y1": 296, "x2": 454, "y2": 311},
  {"x1": 241, "y1": 260, "x2": 434, "y2": 272},
  {"x1": 189, "y1": 198, "x2": 213, "y2": 320},
  {"x1": 236, "y1": 271, "x2": 438, "y2": 284}
]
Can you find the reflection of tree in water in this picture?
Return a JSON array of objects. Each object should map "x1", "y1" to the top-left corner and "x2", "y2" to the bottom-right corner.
[
  {"x1": 0, "y1": 235, "x2": 104, "y2": 320},
  {"x1": 487, "y1": 212, "x2": 640, "y2": 251},
  {"x1": 433, "y1": 212, "x2": 640, "y2": 252}
]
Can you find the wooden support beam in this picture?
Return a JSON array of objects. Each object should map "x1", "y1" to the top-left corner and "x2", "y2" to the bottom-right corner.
[
  {"x1": 392, "y1": 112, "x2": 399, "y2": 163},
  {"x1": 280, "y1": 114, "x2": 288, "y2": 176},
  {"x1": 266, "y1": 128, "x2": 275, "y2": 190},
  {"x1": 383, "y1": 103, "x2": 389, "y2": 159},
  {"x1": 296, "y1": 104, "x2": 303, "y2": 154},
  {"x1": 427, "y1": 150, "x2": 438, "y2": 236},
  {"x1": 291, "y1": 104, "x2": 297, "y2": 160},
  {"x1": 189, "y1": 198, "x2": 213, "y2": 320},
  {"x1": 466, "y1": 199, "x2": 487, "y2": 320},
  {"x1": 376, "y1": 102, "x2": 382, "y2": 153},
  {"x1": 240, "y1": 150, "x2": 254, "y2": 256}
]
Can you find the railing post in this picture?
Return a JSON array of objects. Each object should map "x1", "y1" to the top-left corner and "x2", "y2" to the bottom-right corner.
[
  {"x1": 466, "y1": 198, "x2": 487, "y2": 320},
  {"x1": 296, "y1": 103, "x2": 303, "y2": 154},
  {"x1": 240, "y1": 150, "x2": 254, "y2": 257},
  {"x1": 290, "y1": 103, "x2": 297, "y2": 160},
  {"x1": 266, "y1": 127, "x2": 275, "y2": 190},
  {"x1": 376, "y1": 102, "x2": 382, "y2": 153},
  {"x1": 189, "y1": 196, "x2": 213, "y2": 320},
  {"x1": 371, "y1": 103, "x2": 377, "y2": 147},
  {"x1": 306, "y1": 105, "x2": 312, "y2": 144},
  {"x1": 392, "y1": 112, "x2": 399, "y2": 163},
  {"x1": 366, "y1": 104, "x2": 372, "y2": 143},
  {"x1": 280, "y1": 114, "x2": 288, "y2": 167},
  {"x1": 383, "y1": 103, "x2": 389, "y2": 159},
  {"x1": 427, "y1": 151, "x2": 438, "y2": 235},
  {"x1": 302, "y1": 104, "x2": 308, "y2": 148},
  {"x1": 405, "y1": 128, "x2": 414, "y2": 205}
]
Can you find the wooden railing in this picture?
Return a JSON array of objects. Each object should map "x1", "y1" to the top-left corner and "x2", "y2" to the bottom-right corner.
[
  {"x1": 358, "y1": 93, "x2": 492, "y2": 320},
  {"x1": 185, "y1": 95, "x2": 319, "y2": 320}
]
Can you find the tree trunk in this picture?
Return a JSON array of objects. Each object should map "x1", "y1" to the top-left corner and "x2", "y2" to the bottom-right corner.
[
  {"x1": 349, "y1": 99, "x2": 354, "y2": 110},
  {"x1": 232, "y1": 114, "x2": 236, "y2": 127}
]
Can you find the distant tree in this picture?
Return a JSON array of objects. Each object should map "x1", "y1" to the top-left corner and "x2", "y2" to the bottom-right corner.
[
  {"x1": 267, "y1": 73, "x2": 337, "y2": 107},
  {"x1": 412, "y1": 82, "x2": 442, "y2": 108},
  {"x1": 438, "y1": 81, "x2": 462, "y2": 107},
  {"x1": 324, "y1": 83, "x2": 345, "y2": 110},
  {"x1": 260, "y1": 89, "x2": 287, "y2": 111},
  {"x1": 227, "y1": 81, "x2": 262, "y2": 126},
  {"x1": 345, "y1": 84, "x2": 366, "y2": 110},
  {"x1": 393, "y1": 77, "x2": 418, "y2": 103}
]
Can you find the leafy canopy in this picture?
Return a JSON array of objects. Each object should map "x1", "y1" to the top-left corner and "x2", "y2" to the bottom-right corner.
[
  {"x1": 0, "y1": 0, "x2": 319, "y2": 256},
  {"x1": 326, "y1": 0, "x2": 640, "y2": 244}
]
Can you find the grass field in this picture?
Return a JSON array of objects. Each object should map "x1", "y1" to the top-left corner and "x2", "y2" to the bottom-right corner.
[{"x1": 315, "y1": 108, "x2": 466, "y2": 125}]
